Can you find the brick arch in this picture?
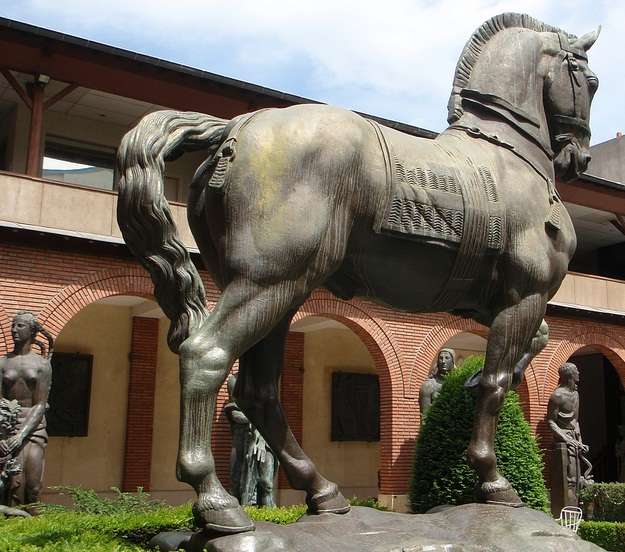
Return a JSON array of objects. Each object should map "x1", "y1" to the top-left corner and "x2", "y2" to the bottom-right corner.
[
  {"x1": 294, "y1": 297, "x2": 404, "y2": 496},
  {"x1": 410, "y1": 316, "x2": 487, "y2": 396},
  {"x1": 544, "y1": 331, "x2": 625, "y2": 401},
  {"x1": 295, "y1": 297, "x2": 405, "y2": 397},
  {"x1": 38, "y1": 267, "x2": 154, "y2": 337},
  {"x1": 409, "y1": 316, "x2": 543, "y2": 412},
  {"x1": 0, "y1": 304, "x2": 11, "y2": 355}
]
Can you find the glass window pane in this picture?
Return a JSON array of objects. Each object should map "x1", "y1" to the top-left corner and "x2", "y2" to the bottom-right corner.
[{"x1": 43, "y1": 137, "x2": 116, "y2": 190}]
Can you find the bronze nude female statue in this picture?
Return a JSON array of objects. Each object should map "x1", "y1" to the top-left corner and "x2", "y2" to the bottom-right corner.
[
  {"x1": 116, "y1": 13, "x2": 599, "y2": 533},
  {"x1": 0, "y1": 312, "x2": 53, "y2": 508}
]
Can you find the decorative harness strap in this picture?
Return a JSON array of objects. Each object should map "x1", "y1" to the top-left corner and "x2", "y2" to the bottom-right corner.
[{"x1": 196, "y1": 108, "x2": 271, "y2": 193}]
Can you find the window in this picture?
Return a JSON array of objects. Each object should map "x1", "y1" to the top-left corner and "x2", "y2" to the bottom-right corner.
[
  {"x1": 47, "y1": 353, "x2": 93, "y2": 437},
  {"x1": 42, "y1": 136, "x2": 181, "y2": 202},
  {"x1": 43, "y1": 136, "x2": 116, "y2": 190},
  {"x1": 331, "y1": 372, "x2": 380, "y2": 442}
]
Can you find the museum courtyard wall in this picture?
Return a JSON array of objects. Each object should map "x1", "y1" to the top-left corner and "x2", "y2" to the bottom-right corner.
[{"x1": 0, "y1": 236, "x2": 623, "y2": 509}]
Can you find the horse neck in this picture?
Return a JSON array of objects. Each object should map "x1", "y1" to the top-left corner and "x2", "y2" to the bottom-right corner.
[{"x1": 448, "y1": 29, "x2": 556, "y2": 181}]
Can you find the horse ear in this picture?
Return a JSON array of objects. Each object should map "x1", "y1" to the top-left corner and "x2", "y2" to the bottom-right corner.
[{"x1": 572, "y1": 26, "x2": 601, "y2": 51}]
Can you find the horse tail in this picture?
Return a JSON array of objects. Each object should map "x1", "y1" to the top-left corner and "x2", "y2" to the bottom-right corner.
[{"x1": 116, "y1": 110, "x2": 228, "y2": 353}]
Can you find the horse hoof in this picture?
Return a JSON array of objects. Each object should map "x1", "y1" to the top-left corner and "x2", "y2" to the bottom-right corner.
[
  {"x1": 193, "y1": 503, "x2": 255, "y2": 534},
  {"x1": 306, "y1": 484, "x2": 350, "y2": 515},
  {"x1": 479, "y1": 477, "x2": 524, "y2": 507}
]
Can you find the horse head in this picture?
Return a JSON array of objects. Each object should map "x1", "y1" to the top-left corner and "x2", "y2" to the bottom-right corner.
[
  {"x1": 446, "y1": 14, "x2": 599, "y2": 182},
  {"x1": 544, "y1": 29, "x2": 600, "y2": 181}
]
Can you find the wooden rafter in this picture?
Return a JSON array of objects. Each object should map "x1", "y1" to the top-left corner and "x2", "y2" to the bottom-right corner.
[
  {"x1": 0, "y1": 68, "x2": 32, "y2": 109},
  {"x1": 44, "y1": 83, "x2": 79, "y2": 110}
]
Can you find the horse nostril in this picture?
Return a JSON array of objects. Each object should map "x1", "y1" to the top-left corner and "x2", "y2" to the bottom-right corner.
[{"x1": 582, "y1": 153, "x2": 591, "y2": 166}]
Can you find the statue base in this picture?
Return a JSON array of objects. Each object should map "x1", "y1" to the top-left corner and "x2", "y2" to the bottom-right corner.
[{"x1": 149, "y1": 504, "x2": 603, "y2": 551}]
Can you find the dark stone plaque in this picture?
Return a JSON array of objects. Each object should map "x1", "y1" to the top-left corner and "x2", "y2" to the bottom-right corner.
[
  {"x1": 331, "y1": 372, "x2": 379, "y2": 442},
  {"x1": 47, "y1": 353, "x2": 93, "y2": 437}
]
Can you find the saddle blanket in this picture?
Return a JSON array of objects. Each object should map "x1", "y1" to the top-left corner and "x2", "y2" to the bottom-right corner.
[{"x1": 371, "y1": 122, "x2": 505, "y2": 254}]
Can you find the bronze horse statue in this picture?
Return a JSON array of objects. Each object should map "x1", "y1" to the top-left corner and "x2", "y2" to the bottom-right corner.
[{"x1": 116, "y1": 13, "x2": 599, "y2": 533}]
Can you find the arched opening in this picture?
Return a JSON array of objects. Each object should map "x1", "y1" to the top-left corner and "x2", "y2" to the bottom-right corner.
[
  {"x1": 288, "y1": 315, "x2": 381, "y2": 504},
  {"x1": 439, "y1": 332, "x2": 487, "y2": 366},
  {"x1": 429, "y1": 331, "x2": 532, "y2": 420},
  {"x1": 568, "y1": 346, "x2": 625, "y2": 483},
  {"x1": 41, "y1": 294, "x2": 162, "y2": 503}
]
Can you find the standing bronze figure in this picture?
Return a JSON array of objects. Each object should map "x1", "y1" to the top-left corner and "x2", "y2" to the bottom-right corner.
[
  {"x1": 548, "y1": 362, "x2": 593, "y2": 513},
  {"x1": 224, "y1": 374, "x2": 278, "y2": 507},
  {"x1": 0, "y1": 312, "x2": 53, "y2": 509},
  {"x1": 420, "y1": 348, "x2": 456, "y2": 419},
  {"x1": 116, "y1": 13, "x2": 599, "y2": 533}
]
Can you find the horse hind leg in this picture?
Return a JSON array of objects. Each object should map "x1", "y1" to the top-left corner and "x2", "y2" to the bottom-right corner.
[
  {"x1": 467, "y1": 293, "x2": 547, "y2": 506},
  {"x1": 234, "y1": 313, "x2": 350, "y2": 515},
  {"x1": 511, "y1": 319, "x2": 548, "y2": 386},
  {"x1": 176, "y1": 280, "x2": 313, "y2": 533}
]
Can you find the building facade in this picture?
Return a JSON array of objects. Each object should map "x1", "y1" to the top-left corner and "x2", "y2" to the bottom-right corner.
[{"x1": 1, "y1": 18, "x2": 624, "y2": 510}]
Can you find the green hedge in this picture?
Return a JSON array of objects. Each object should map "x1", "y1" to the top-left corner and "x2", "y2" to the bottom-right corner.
[
  {"x1": 579, "y1": 520, "x2": 625, "y2": 551},
  {"x1": 410, "y1": 356, "x2": 549, "y2": 513},
  {"x1": 580, "y1": 483, "x2": 625, "y2": 522}
]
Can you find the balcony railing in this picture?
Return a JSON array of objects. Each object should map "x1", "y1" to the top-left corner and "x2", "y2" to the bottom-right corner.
[
  {"x1": 551, "y1": 271, "x2": 625, "y2": 314},
  {"x1": 0, "y1": 170, "x2": 197, "y2": 250},
  {"x1": 1, "y1": 170, "x2": 624, "y2": 315}
]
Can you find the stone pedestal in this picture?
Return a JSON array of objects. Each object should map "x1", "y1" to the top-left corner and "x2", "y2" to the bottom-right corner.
[
  {"x1": 551, "y1": 443, "x2": 578, "y2": 517},
  {"x1": 149, "y1": 504, "x2": 605, "y2": 551}
]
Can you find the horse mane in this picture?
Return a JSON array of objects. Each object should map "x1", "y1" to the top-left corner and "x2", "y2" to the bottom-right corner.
[{"x1": 447, "y1": 12, "x2": 576, "y2": 124}]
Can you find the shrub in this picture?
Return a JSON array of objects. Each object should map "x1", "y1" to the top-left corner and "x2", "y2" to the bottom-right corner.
[
  {"x1": 410, "y1": 356, "x2": 549, "y2": 513},
  {"x1": 580, "y1": 483, "x2": 625, "y2": 522},
  {"x1": 37, "y1": 485, "x2": 165, "y2": 515},
  {"x1": 579, "y1": 520, "x2": 625, "y2": 551}
]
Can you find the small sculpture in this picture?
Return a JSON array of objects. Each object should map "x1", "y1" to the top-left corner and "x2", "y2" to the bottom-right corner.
[
  {"x1": 224, "y1": 374, "x2": 277, "y2": 507},
  {"x1": 547, "y1": 362, "x2": 593, "y2": 514},
  {"x1": 0, "y1": 312, "x2": 53, "y2": 510},
  {"x1": 0, "y1": 398, "x2": 28, "y2": 517},
  {"x1": 420, "y1": 348, "x2": 456, "y2": 420}
]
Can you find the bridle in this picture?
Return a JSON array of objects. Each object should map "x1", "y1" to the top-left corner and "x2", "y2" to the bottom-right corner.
[{"x1": 549, "y1": 33, "x2": 592, "y2": 142}]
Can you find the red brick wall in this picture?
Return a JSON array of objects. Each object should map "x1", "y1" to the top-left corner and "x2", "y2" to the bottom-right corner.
[
  {"x1": 278, "y1": 332, "x2": 304, "y2": 488},
  {"x1": 1, "y1": 237, "x2": 625, "y2": 498},
  {"x1": 122, "y1": 316, "x2": 159, "y2": 491}
]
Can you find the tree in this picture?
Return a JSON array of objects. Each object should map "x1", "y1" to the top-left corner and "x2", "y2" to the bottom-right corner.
[{"x1": 410, "y1": 356, "x2": 549, "y2": 513}]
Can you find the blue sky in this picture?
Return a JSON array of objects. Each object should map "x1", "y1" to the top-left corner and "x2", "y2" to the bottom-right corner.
[{"x1": 1, "y1": 1, "x2": 622, "y2": 144}]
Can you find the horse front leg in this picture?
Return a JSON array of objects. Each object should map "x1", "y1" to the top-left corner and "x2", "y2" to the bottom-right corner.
[{"x1": 468, "y1": 293, "x2": 547, "y2": 505}]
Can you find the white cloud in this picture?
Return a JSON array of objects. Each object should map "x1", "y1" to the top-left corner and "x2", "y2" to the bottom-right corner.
[{"x1": 2, "y1": 0, "x2": 621, "y2": 142}]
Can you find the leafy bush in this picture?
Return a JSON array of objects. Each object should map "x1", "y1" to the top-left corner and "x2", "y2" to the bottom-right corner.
[
  {"x1": 580, "y1": 483, "x2": 625, "y2": 522},
  {"x1": 410, "y1": 356, "x2": 549, "y2": 513},
  {"x1": 579, "y1": 520, "x2": 625, "y2": 551},
  {"x1": 37, "y1": 486, "x2": 165, "y2": 515}
]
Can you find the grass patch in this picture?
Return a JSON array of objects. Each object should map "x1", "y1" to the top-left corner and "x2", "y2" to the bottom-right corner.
[
  {"x1": 0, "y1": 487, "x2": 389, "y2": 549},
  {"x1": 0, "y1": 505, "x2": 193, "y2": 551}
]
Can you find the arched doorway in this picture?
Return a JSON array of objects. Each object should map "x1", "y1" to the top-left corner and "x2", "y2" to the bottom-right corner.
[
  {"x1": 426, "y1": 331, "x2": 532, "y2": 420},
  {"x1": 289, "y1": 315, "x2": 381, "y2": 503},
  {"x1": 569, "y1": 347, "x2": 625, "y2": 482},
  {"x1": 41, "y1": 295, "x2": 162, "y2": 503}
]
